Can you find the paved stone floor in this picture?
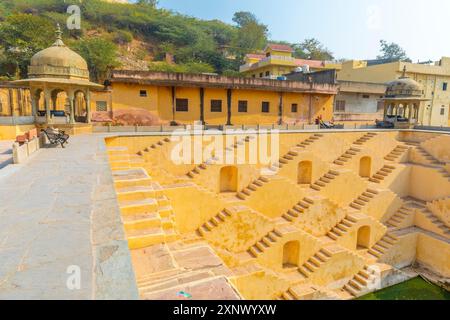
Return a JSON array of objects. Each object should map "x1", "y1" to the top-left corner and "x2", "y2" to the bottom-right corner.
[
  {"x1": 0, "y1": 135, "x2": 138, "y2": 299},
  {"x1": 0, "y1": 141, "x2": 13, "y2": 170}
]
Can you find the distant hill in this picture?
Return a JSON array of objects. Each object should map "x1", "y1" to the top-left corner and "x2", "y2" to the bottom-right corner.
[{"x1": 0, "y1": 0, "x2": 268, "y2": 79}]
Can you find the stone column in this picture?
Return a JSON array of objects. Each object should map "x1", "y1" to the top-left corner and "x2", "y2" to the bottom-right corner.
[
  {"x1": 199, "y1": 88, "x2": 205, "y2": 125},
  {"x1": 44, "y1": 89, "x2": 51, "y2": 123},
  {"x1": 68, "y1": 90, "x2": 75, "y2": 124},
  {"x1": 226, "y1": 89, "x2": 232, "y2": 126},
  {"x1": 86, "y1": 90, "x2": 91, "y2": 123},
  {"x1": 278, "y1": 92, "x2": 283, "y2": 125},
  {"x1": 30, "y1": 94, "x2": 37, "y2": 118}
]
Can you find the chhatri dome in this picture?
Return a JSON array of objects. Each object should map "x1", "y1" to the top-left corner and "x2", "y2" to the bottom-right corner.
[
  {"x1": 28, "y1": 24, "x2": 89, "y2": 80},
  {"x1": 385, "y1": 66, "x2": 422, "y2": 98},
  {"x1": 14, "y1": 24, "x2": 102, "y2": 125}
]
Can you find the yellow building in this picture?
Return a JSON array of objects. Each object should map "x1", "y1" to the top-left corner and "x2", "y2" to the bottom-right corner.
[
  {"x1": 240, "y1": 44, "x2": 341, "y2": 79},
  {"x1": 96, "y1": 70, "x2": 338, "y2": 126},
  {"x1": 338, "y1": 59, "x2": 450, "y2": 126}
]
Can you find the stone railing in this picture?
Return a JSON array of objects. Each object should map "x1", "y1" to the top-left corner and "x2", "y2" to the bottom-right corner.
[{"x1": 12, "y1": 137, "x2": 40, "y2": 164}]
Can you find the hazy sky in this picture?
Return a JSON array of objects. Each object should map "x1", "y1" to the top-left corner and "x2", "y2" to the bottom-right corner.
[{"x1": 156, "y1": 0, "x2": 450, "y2": 62}]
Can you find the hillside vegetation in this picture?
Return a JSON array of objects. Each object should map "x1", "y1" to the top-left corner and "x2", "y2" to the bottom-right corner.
[{"x1": 0, "y1": 0, "x2": 334, "y2": 82}]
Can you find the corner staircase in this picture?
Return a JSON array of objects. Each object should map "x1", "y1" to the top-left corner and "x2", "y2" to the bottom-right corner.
[{"x1": 296, "y1": 134, "x2": 324, "y2": 149}]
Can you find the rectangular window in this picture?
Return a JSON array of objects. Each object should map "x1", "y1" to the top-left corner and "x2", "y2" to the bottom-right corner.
[
  {"x1": 238, "y1": 100, "x2": 248, "y2": 113},
  {"x1": 259, "y1": 73, "x2": 263, "y2": 78},
  {"x1": 210, "y1": 100, "x2": 222, "y2": 112},
  {"x1": 291, "y1": 103, "x2": 298, "y2": 113},
  {"x1": 265, "y1": 71, "x2": 270, "y2": 77},
  {"x1": 176, "y1": 98, "x2": 189, "y2": 112},
  {"x1": 335, "y1": 100, "x2": 346, "y2": 112},
  {"x1": 443, "y1": 83, "x2": 448, "y2": 91},
  {"x1": 139, "y1": 90, "x2": 147, "y2": 97},
  {"x1": 362, "y1": 94, "x2": 370, "y2": 99},
  {"x1": 95, "y1": 101, "x2": 107, "y2": 112},
  {"x1": 441, "y1": 106, "x2": 445, "y2": 115},
  {"x1": 262, "y1": 101, "x2": 270, "y2": 113}
]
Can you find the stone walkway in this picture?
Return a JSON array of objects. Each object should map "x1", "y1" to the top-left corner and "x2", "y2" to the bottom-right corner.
[
  {"x1": 0, "y1": 141, "x2": 13, "y2": 170},
  {"x1": 0, "y1": 134, "x2": 138, "y2": 299}
]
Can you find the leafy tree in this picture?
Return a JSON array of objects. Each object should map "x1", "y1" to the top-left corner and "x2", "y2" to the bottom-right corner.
[
  {"x1": 232, "y1": 11, "x2": 258, "y2": 27},
  {"x1": 377, "y1": 40, "x2": 410, "y2": 61},
  {"x1": 293, "y1": 38, "x2": 334, "y2": 61},
  {"x1": 0, "y1": 13, "x2": 54, "y2": 77},
  {"x1": 136, "y1": 0, "x2": 158, "y2": 8},
  {"x1": 72, "y1": 37, "x2": 120, "y2": 82},
  {"x1": 231, "y1": 12, "x2": 268, "y2": 57}
]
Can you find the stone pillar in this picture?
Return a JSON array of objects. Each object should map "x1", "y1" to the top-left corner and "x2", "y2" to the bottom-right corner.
[
  {"x1": 171, "y1": 86, "x2": 176, "y2": 124},
  {"x1": 30, "y1": 95, "x2": 37, "y2": 118},
  {"x1": 86, "y1": 90, "x2": 91, "y2": 123},
  {"x1": 68, "y1": 90, "x2": 75, "y2": 124},
  {"x1": 199, "y1": 88, "x2": 205, "y2": 125},
  {"x1": 226, "y1": 89, "x2": 232, "y2": 126},
  {"x1": 278, "y1": 92, "x2": 283, "y2": 125},
  {"x1": 44, "y1": 89, "x2": 51, "y2": 123}
]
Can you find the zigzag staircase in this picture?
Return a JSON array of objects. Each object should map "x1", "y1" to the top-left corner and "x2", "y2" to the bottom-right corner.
[
  {"x1": 297, "y1": 247, "x2": 333, "y2": 279},
  {"x1": 385, "y1": 206, "x2": 414, "y2": 229},
  {"x1": 196, "y1": 207, "x2": 235, "y2": 236},
  {"x1": 367, "y1": 233, "x2": 399, "y2": 259},
  {"x1": 236, "y1": 176, "x2": 271, "y2": 200},
  {"x1": 326, "y1": 214, "x2": 359, "y2": 241},
  {"x1": 342, "y1": 266, "x2": 377, "y2": 297},
  {"x1": 247, "y1": 228, "x2": 283, "y2": 258},
  {"x1": 310, "y1": 170, "x2": 340, "y2": 191},
  {"x1": 384, "y1": 145, "x2": 409, "y2": 161},
  {"x1": 187, "y1": 135, "x2": 253, "y2": 179},
  {"x1": 369, "y1": 164, "x2": 396, "y2": 184},
  {"x1": 333, "y1": 147, "x2": 361, "y2": 166},
  {"x1": 268, "y1": 134, "x2": 324, "y2": 172},
  {"x1": 349, "y1": 188, "x2": 379, "y2": 211},
  {"x1": 281, "y1": 197, "x2": 315, "y2": 222},
  {"x1": 137, "y1": 137, "x2": 171, "y2": 156},
  {"x1": 353, "y1": 132, "x2": 377, "y2": 145}
]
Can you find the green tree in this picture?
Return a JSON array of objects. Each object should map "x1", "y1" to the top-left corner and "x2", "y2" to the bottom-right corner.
[
  {"x1": 231, "y1": 12, "x2": 268, "y2": 56},
  {"x1": 293, "y1": 38, "x2": 334, "y2": 61},
  {"x1": 72, "y1": 37, "x2": 120, "y2": 82},
  {"x1": 0, "y1": 13, "x2": 54, "y2": 77},
  {"x1": 377, "y1": 40, "x2": 410, "y2": 61}
]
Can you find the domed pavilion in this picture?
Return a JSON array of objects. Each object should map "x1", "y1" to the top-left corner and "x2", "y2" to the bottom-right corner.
[
  {"x1": 381, "y1": 66, "x2": 430, "y2": 127},
  {"x1": 14, "y1": 24, "x2": 102, "y2": 125}
]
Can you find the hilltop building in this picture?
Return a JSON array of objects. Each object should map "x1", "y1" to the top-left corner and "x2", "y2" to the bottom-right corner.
[
  {"x1": 239, "y1": 44, "x2": 341, "y2": 79},
  {"x1": 338, "y1": 59, "x2": 450, "y2": 126}
]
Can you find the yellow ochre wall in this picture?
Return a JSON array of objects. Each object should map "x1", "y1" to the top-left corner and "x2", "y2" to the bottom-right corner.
[{"x1": 109, "y1": 83, "x2": 335, "y2": 125}]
